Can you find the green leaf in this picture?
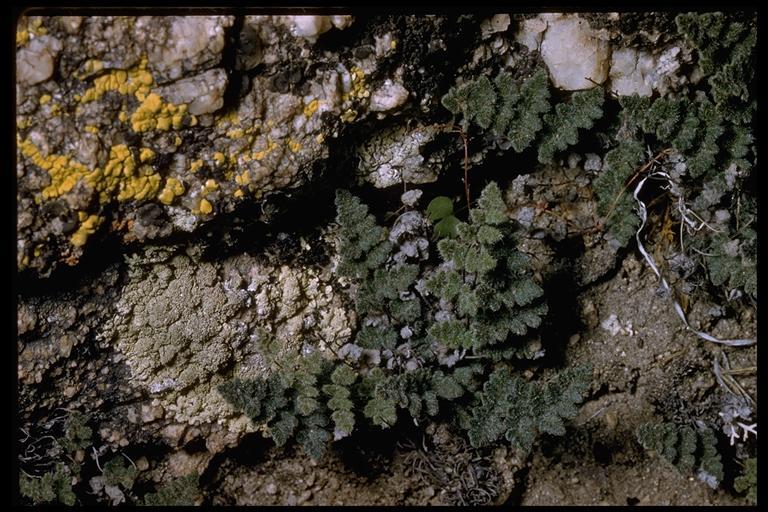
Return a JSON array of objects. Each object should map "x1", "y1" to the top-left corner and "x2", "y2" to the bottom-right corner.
[
  {"x1": 297, "y1": 427, "x2": 330, "y2": 460},
  {"x1": 331, "y1": 364, "x2": 357, "y2": 386},
  {"x1": 217, "y1": 378, "x2": 268, "y2": 421},
  {"x1": 60, "y1": 412, "x2": 92, "y2": 453},
  {"x1": 456, "y1": 285, "x2": 480, "y2": 317},
  {"x1": 538, "y1": 87, "x2": 604, "y2": 163},
  {"x1": 393, "y1": 296, "x2": 423, "y2": 324},
  {"x1": 476, "y1": 224, "x2": 503, "y2": 245},
  {"x1": 426, "y1": 196, "x2": 454, "y2": 221},
  {"x1": 270, "y1": 412, "x2": 299, "y2": 447},
  {"x1": 428, "y1": 319, "x2": 474, "y2": 349},
  {"x1": 331, "y1": 410, "x2": 356, "y2": 437},
  {"x1": 296, "y1": 395, "x2": 319, "y2": 416},
  {"x1": 363, "y1": 396, "x2": 397, "y2": 428},
  {"x1": 434, "y1": 215, "x2": 460, "y2": 238},
  {"x1": 427, "y1": 269, "x2": 462, "y2": 300},
  {"x1": 470, "y1": 181, "x2": 507, "y2": 226},
  {"x1": 436, "y1": 238, "x2": 465, "y2": 267},
  {"x1": 463, "y1": 246, "x2": 497, "y2": 274},
  {"x1": 505, "y1": 69, "x2": 551, "y2": 152},
  {"x1": 424, "y1": 390, "x2": 440, "y2": 416},
  {"x1": 510, "y1": 279, "x2": 544, "y2": 306},
  {"x1": 328, "y1": 396, "x2": 353, "y2": 411},
  {"x1": 432, "y1": 372, "x2": 464, "y2": 399},
  {"x1": 733, "y1": 457, "x2": 757, "y2": 504},
  {"x1": 19, "y1": 464, "x2": 75, "y2": 506},
  {"x1": 103, "y1": 457, "x2": 138, "y2": 489}
]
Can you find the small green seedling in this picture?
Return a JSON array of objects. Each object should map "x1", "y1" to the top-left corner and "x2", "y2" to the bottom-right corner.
[{"x1": 427, "y1": 196, "x2": 460, "y2": 238}]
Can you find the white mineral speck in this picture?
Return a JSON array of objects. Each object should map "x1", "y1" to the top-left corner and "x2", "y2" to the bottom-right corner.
[{"x1": 601, "y1": 314, "x2": 622, "y2": 336}]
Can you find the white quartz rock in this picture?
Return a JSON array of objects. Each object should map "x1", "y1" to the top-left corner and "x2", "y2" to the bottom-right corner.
[
  {"x1": 369, "y1": 79, "x2": 409, "y2": 112},
  {"x1": 286, "y1": 15, "x2": 354, "y2": 43},
  {"x1": 539, "y1": 15, "x2": 611, "y2": 91},
  {"x1": 330, "y1": 15, "x2": 354, "y2": 30},
  {"x1": 515, "y1": 16, "x2": 548, "y2": 51},
  {"x1": 609, "y1": 47, "x2": 655, "y2": 97},
  {"x1": 147, "y1": 16, "x2": 232, "y2": 82},
  {"x1": 157, "y1": 68, "x2": 228, "y2": 115},
  {"x1": 481, "y1": 14, "x2": 511, "y2": 39},
  {"x1": 290, "y1": 15, "x2": 332, "y2": 40},
  {"x1": 16, "y1": 35, "x2": 62, "y2": 85}
]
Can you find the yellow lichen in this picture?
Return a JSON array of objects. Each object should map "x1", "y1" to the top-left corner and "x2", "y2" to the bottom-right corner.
[
  {"x1": 214, "y1": 110, "x2": 239, "y2": 127},
  {"x1": 20, "y1": 137, "x2": 91, "y2": 199},
  {"x1": 199, "y1": 198, "x2": 213, "y2": 215},
  {"x1": 340, "y1": 109, "x2": 358, "y2": 123},
  {"x1": 250, "y1": 137, "x2": 279, "y2": 161},
  {"x1": 303, "y1": 99, "x2": 320, "y2": 118},
  {"x1": 234, "y1": 189, "x2": 244, "y2": 198},
  {"x1": 116, "y1": 171, "x2": 162, "y2": 202},
  {"x1": 226, "y1": 128, "x2": 244, "y2": 138},
  {"x1": 189, "y1": 159, "x2": 203, "y2": 173},
  {"x1": 39, "y1": 94, "x2": 52, "y2": 105},
  {"x1": 157, "y1": 177, "x2": 185, "y2": 205},
  {"x1": 84, "y1": 125, "x2": 99, "y2": 134},
  {"x1": 90, "y1": 144, "x2": 136, "y2": 202},
  {"x1": 348, "y1": 66, "x2": 369, "y2": 101},
  {"x1": 79, "y1": 56, "x2": 153, "y2": 104},
  {"x1": 202, "y1": 179, "x2": 219, "y2": 193},
  {"x1": 234, "y1": 171, "x2": 250, "y2": 186},
  {"x1": 70, "y1": 214, "x2": 103, "y2": 247},
  {"x1": 139, "y1": 148, "x2": 155, "y2": 163},
  {"x1": 213, "y1": 152, "x2": 226, "y2": 165},
  {"x1": 16, "y1": 30, "x2": 29, "y2": 46},
  {"x1": 288, "y1": 140, "x2": 302, "y2": 153},
  {"x1": 29, "y1": 17, "x2": 47, "y2": 36},
  {"x1": 78, "y1": 59, "x2": 104, "y2": 78},
  {"x1": 315, "y1": 133, "x2": 326, "y2": 144},
  {"x1": 130, "y1": 93, "x2": 193, "y2": 133}
]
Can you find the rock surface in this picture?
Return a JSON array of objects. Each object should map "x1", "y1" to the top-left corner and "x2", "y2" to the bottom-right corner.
[{"x1": 16, "y1": 12, "x2": 756, "y2": 507}]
